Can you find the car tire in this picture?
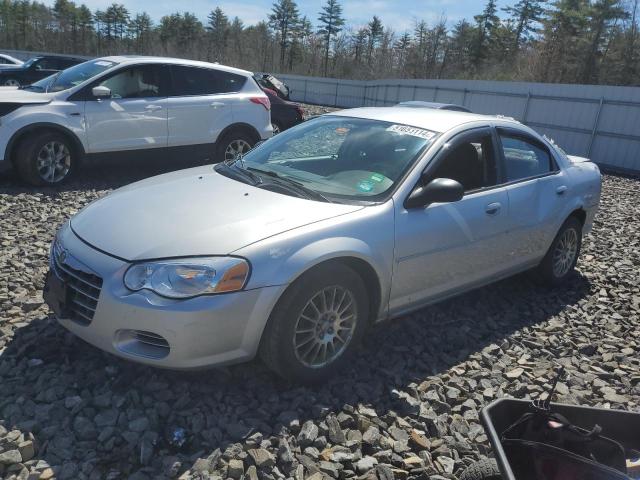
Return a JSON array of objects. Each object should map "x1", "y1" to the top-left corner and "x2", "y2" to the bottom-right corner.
[
  {"x1": 14, "y1": 130, "x2": 76, "y2": 186},
  {"x1": 458, "y1": 458, "x2": 501, "y2": 480},
  {"x1": 4, "y1": 78, "x2": 20, "y2": 87},
  {"x1": 260, "y1": 262, "x2": 369, "y2": 383},
  {"x1": 215, "y1": 131, "x2": 255, "y2": 163},
  {"x1": 535, "y1": 216, "x2": 582, "y2": 286}
]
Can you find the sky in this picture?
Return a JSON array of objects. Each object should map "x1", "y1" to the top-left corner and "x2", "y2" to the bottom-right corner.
[{"x1": 43, "y1": 0, "x2": 520, "y2": 32}]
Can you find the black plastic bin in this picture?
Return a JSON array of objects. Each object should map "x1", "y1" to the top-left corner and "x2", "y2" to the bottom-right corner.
[{"x1": 480, "y1": 398, "x2": 640, "y2": 480}]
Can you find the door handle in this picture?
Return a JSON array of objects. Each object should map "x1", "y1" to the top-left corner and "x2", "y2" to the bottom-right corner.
[
  {"x1": 556, "y1": 185, "x2": 568, "y2": 195},
  {"x1": 145, "y1": 105, "x2": 162, "y2": 111},
  {"x1": 210, "y1": 102, "x2": 225, "y2": 109},
  {"x1": 485, "y1": 202, "x2": 501, "y2": 215}
]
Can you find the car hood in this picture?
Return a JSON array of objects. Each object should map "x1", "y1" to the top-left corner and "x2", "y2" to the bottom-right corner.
[
  {"x1": 0, "y1": 87, "x2": 53, "y2": 104},
  {"x1": 71, "y1": 165, "x2": 364, "y2": 261}
]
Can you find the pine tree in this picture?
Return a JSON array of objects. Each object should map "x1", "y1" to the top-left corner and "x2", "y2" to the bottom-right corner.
[
  {"x1": 317, "y1": 0, "x2": 345, "y2": 76},
  {"x1": 473, "y1": 0, "x2": 500, "y2": 66},
  {"x1": 268, "y1": 0, "x2": 300, "y2": 69},
  {"x1": 367, "y1": 15, "x2": 383, "y2": 65},
  {"x1": 503, "y1": 0, "x2": 546, "y2": 50},
  {"x1": 207, "y1": 7, "x2": 229, "y2": 62}
]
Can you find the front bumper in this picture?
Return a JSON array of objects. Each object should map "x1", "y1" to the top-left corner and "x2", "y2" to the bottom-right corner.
[
  {"x1": 50, "y1": 225, "x2": 285, "y2": 369},
  {"x1": 0, "y1": 158, "x2": 10, "y2": 174}
]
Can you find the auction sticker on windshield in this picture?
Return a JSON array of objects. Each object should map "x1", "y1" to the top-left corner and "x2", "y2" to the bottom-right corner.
[{"x1": 386, "y1": 124, "x2": 435, "y2": 140}]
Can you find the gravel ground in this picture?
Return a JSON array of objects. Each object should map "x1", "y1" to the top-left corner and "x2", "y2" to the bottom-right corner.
[{"x1": 0, "y1": 126, "x2": 639, "y2": 480}]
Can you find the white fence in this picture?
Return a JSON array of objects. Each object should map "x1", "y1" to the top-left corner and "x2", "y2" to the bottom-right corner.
[{"x1": 276, "y1": 74, "x2": 640, "y2": 175}]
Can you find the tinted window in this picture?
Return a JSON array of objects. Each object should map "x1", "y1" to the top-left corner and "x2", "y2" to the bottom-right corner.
[
  {"x1": 499, "y1": 133, "x2": 553, "y2": 181},
  {"x1": 96, "y1": 65, "x2": 162, "y2": 99},
  {"x1": 430, "y1": 131, "x2": 498, "y2": 192},
  {"x1": 171, "y1": 65, "x2": 246, "y2": 96},
  {"x1": 0, "y1": 58, "x2": 8, "y2": 64}
]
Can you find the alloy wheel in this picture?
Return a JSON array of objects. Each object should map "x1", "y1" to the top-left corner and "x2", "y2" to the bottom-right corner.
[
  {"x1": 36, "y1": 141, "x2": 71, "y2": 183},
  {"x1": 224, "y1": 139, "x2": 252, "y2": 162},
  {"x1": 4, "y1": 78, "x2": 19, "y2": 87},
  {"x1": 552, "y1": 227, "x2": 578, "y2": 277},
  {"x1": 293, "y1": 286, "x2": 358, "y2": 368},
  {"x1": 272, "y1": 123, "x2": 281, "y2": 135}
]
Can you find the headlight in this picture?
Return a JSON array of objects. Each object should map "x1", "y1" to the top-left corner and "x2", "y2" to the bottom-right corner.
[{"x1": 124, "y1": 257, "x2": 250, "y2": 299}]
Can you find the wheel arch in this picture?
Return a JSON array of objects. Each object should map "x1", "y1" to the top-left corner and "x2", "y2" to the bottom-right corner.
[
  {"x1": 273, "y1": 254, "x2": 384, "y2": 326},
  {"x1": 568, "y1": 207, "x2": 587, "y2": 225},
  {"x1": 216, "y1": 122, "x2": 261, "y2": 145},
  {"x1": 6, "y1": 122, "x2": 85, "y2": 166}
]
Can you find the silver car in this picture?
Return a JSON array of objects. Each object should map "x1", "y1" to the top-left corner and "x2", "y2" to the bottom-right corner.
[{"x1": 44, "y1": 107, "x2": 602, "y2": 382}]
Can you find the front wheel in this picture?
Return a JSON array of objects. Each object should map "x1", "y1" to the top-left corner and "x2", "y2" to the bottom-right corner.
[
  {"x1": 4, "y1": 78, "x2": 20, "y2": 87},
  {"x1": 260, "y1": 262, "x2": 369, "y2": 383},
  {"x1": 14, "y1": 131, "x2": 76, "y2": 186},
  {"x1": 535, "y1": 216, "x2": 582, "y2": 286},
  {"x1": 215, "y1": 131, "x2": 255, "y2": 163}
]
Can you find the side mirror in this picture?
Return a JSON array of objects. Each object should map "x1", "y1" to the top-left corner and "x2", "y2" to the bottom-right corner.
[
  {"x1": 404, "y1": 177, "x2": 464, "y2": 209},
  {"x1": 92, "y1": 85, "x2": 111, "y2": 98}
]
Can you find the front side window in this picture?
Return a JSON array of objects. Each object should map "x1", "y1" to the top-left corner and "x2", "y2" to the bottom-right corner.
[
  {"x1": 34, "y1": 58, "x2": 58, "y2": 70},
  {"x1": 26, "y1": 59, "x2": 118, "y2": 93},
  {"x1": 171, "y1": 65, "x2": 246, "y2": 96},
  {"x1": 429, "y1": 131, "x2": 498, "y2": 192},
  {"x1": 499, "y1": 133, "x2": 554, "y2": 182},
  {"x1": 235, "y1": 116, "x2": 437, "y2": 201},
  {"x1": 97, "y1": 65, "x2": 162, "y2": 99}
]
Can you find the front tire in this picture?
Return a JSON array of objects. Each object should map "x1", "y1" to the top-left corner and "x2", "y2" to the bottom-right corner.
[
  {"x1": 215, "y1": 131, "x2": 255, "y2": 163},
  {"x1": 14, "y1": 131, "x2": 76, "y2": 186},
  {"x1": 459, "y1": 458, "x2": 501, "y2": 480},
  {"x1": 535, "y1": 216, "x2": 582, "y2": 286},
  {"x1": 4, "y1": 78, "x2": 20, "y2": 87},
  {"x1": 260, "y1": 262, "x2": 369, "y2": 383}
]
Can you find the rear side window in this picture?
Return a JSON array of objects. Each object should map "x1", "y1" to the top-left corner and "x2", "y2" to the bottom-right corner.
[
  {"x1": 499, "y1": 133, "x2": 554, "y2": 182},
  {"x1": 170, "y1": 65, "x2": 246, "y2": 96}
]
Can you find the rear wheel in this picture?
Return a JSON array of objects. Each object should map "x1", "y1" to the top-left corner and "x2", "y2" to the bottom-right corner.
[
  {"x1": 215, "y1": 131, "x2": 254, "y2": 163},
  {"x1": 4, "y1": 78, "x2": 20, "y2": 87},
  {"x1": 535, "y1": 216, "x2": 582, "y2": 286},
  {"x1": 14, "y1": 131, "x2": 76, "y2": 186},
  {"x1": 260, "y1": 262, "x2": 369, "y2": 383}
]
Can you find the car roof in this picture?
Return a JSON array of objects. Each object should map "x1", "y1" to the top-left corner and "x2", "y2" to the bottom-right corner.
[
  {"x1": 329, "y1": 106, "x2": 520, "y2": 133},
  {"x1": 98, "y1": 55, "x2": 253, "y2": 77}
]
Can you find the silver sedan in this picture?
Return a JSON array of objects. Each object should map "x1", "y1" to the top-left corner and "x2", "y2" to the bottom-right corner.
[{"x1": 44, "y1": 107, "x2": 602, "y2": 382}]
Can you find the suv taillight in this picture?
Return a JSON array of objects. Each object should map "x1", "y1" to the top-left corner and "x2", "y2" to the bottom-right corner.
[{"x1": 250, "y1": 96, "x2": 271, "y2": 111}]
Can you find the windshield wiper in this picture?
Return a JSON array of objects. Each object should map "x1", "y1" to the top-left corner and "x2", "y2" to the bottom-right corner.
[
  {"x1": 247, "y1": 167, "x2": 332, "y2": 203},
  {"x1": 215, "y1": 162, "x2": 262, "y2": 186}
]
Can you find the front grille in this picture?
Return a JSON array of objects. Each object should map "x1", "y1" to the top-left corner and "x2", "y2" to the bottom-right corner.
[{"x1": 52, "y1": 240, "x2": 103, "y2": 326}]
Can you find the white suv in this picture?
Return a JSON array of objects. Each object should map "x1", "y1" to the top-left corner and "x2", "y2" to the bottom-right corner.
[{"x1": 0, "y1": 56, "x2": 272, "y2": 185}]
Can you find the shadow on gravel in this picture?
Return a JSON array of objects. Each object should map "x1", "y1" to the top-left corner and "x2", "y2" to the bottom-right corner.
[{"x1": 0, "y1": 269, "x2": 592, "y2": 478}]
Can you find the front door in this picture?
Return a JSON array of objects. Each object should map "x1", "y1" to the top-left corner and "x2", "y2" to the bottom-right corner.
[
  {"x1": 84, "y1": 64, "x2": 168, "y2": 153},
  {"x1": 390, "y1": 127, "x2": 511, "y2": 314}
]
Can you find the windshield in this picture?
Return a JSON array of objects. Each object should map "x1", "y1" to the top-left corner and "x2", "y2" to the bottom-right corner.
[
  {"x1": 24, "y1": 59, "x2": 118, "y2": 93},
  {"x1": 235, "y1": 116, "x2": 437, "y2": 202}
]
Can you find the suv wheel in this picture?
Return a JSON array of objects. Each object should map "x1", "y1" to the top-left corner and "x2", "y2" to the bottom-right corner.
[
  {"x1": 15, "y1": 131, "x2": 76, "y2": 186},
  {"x1": 4, "y1": 78, "x2": 20, "y2": 87},
  {"x1": 535, "y1": 216, "x2": 582, "y2": 285},
  {"x1": 216, "y1": 131, "x2": 254, "y2": 163},
  {"x1": 272, "y1": 121, "x2": 283, "y2": 135},
  {"x1": 260, "y1": 262, "x2": 369, "y2": 383}
]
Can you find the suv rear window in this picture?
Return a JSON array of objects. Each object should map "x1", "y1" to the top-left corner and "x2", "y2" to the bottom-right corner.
[{"x1": 170, "y1": 65, "x2": 246, "y2": 96}]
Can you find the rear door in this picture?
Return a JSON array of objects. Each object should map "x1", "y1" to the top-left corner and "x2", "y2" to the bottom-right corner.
[
  {"x1": 390, "y1": 127, "x2": 512, "y2": 313},
  {"x1": 496, "y1": 128, "x2": 567, "y2": 265},
  {"x1": 167, "y1": 65, "x2": 245, "y2": 150},
  {"x1": 83, "y1": 64, "x2": 168, "y2": 153}
]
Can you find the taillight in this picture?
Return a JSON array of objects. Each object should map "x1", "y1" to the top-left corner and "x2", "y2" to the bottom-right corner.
[{"x1": 250, "y1": 96, "x2": 270, "y2": 111}]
